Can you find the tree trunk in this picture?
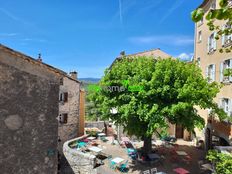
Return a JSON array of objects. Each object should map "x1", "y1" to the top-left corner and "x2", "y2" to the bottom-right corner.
[{"x1": 142, "y1": 135, "x2": 152, "y2": 154}]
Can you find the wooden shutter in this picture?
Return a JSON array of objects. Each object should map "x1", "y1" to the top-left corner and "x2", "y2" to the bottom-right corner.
[
  {"x1": 63, "y1": 114, "x2": 68, "y2": 123},
  {"x1": 59, "y1": 93, "x2": 63, "y2": 101},
  {"x1": 206, "y1": 66, "x2": 209, "y2": 80},
  {"x1": 64, "y1": 92, "x2": 68, "y2": 102},
  {"x1": 212, "y1": 64, "x2": 216, "y2": 81},
  {"x1": 60, "y1": 78, "x2": 63, "y2": 85},
  {"x1": 230, "y1": 59, "x2": 232, "y2": 82},
  {"x1": 222, "y1": 25, "x2": 225, "y2": 46},
  {"x1": 207, "y1": 37, "x2": 210, "y2": 53},
  {"x1": 229, "y1": 99, "x2": 232, "y2": 117},
  {"x1": 213, "y1": 32, "x2": 217, "y2": 50},
  {"x1": 220, "y1": 62, "x2": 224, "y2": 82}
]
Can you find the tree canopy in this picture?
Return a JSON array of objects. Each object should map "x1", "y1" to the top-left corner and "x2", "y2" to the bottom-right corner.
[{"x1": 88, "y1": 57, "x2": 227, "y2": 153}]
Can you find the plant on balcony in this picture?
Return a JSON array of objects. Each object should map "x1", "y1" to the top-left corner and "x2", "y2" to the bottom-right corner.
[
  {"x1": 89, "y1": 57, "x2": 228, "y2": 154},
  {"x1": 207, "y1": 150, "x2": 232, "y2": 174}
]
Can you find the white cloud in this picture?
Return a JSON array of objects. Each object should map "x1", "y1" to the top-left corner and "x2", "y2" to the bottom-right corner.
[
  {"x1": 128, "y1": 35, "x2": 194, "y2": 46},
  {"x1": 176, "y1": 53, "x2": 194, "y2": 61}
]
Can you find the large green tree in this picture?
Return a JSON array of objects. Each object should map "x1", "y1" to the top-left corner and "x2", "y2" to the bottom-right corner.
[{"x1": 89, "y1": 57, "x2": 227, "y2": 154}]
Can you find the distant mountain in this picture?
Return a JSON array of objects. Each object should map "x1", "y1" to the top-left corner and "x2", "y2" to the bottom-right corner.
[{"x1": 79, "y1": 78, "x2": 100, "y2": 83}]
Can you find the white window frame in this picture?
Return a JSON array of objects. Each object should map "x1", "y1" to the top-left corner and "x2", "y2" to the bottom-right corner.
[
  {"x1": 220, "y1": 59, "x2": 232, "y2": 83},
  {"x1": 197, "y1": 57, "x2": 201, "y2": 67},
  {"x1": 219, "y1": 98, "x2": 232, "y2": 117},
  {"x1": 210, "y1": 1, "x2": 216, "y2": 9},
  {"x1": 206, "y1": 64, "x2": 216, "y2": 82},
  {"x1": 208, "y1": 32, "x2": 217, "y2": 53},
  {"x1": 198, "y1": 31, "x2": 202, "y2": 42},
  {"x1": 222, "y1": 24, "x2": 232, "y2": 47}
]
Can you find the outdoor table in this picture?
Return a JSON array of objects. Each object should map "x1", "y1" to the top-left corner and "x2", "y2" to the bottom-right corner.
[
  {"x1": 87, "y1": 137, "x2": 96, "y2": 140},
  {"x1": 173, "y1": 167, "x2": 190, "y2": 174},
  {"x1": 201, "y1": 163, "x2": 214, "y2": 171},
  {"x1": 98, "y1": 133, "x2": 106, "y2": 136},
  {"x1": 111, "y1": 157, "x2": 124, "y2": 164},
  {"x1": 88, "y1": 146, "x2": 103, "y2": 153},
  {"x1": 121, "y1": 137, "x2": 130, "y2": 142},
  {"x1": 148, "y1": 153, "x2": 160, "y2": 160},
  {"x1": 176, "y1": 151, "x2": 188, "y2": 156}
]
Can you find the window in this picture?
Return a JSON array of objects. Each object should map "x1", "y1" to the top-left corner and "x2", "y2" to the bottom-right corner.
[
  {"x1": 208, "y1": 32, "x2": 217, "y2": 53},
  {"x1": 211, "y1": 1, "x2": 216, "y2": 9},
  {"x1": 197, "y1": 57, "x2": 201, "y2": 67},
  {"x1": 220, "y1": 59, "x2": 232, "y2": 82},
  {"x1": 59, "y1": 92, "x2": 68, "y2": 102},
  {"x1": 228, "y1": 0, "x2": 232, "y2": 7},
  {"x1": 222, "y1": 24, "x2": 232, "y2": 47},
  {"x1": 198, "y1": 31, "x2": 202, "y2": 42},
  {"x1": 219, "y1": 98, "x2": 232, "y2": 117},
  {"x1": 206, "y1": 64, "x2": 216, "y2": 82},
  {"x1": 60, "y1": 78, "x2": 63, "y2": 85},
  {"x1": 198, "y1": 18, "x2": 203, "y2": 26},
  {"x1": 59, "y1": 113, "x2": 68, "y2": 124}
]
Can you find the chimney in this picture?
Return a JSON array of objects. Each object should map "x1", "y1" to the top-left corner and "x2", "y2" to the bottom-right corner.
[
  {"x1": 37, "y1": 53, "x2": 42, "y2": 62},
  {"x1": 70, "y1": 71, "x2": 77, "y2": 80},
  {"x1": 120, "y1": 51, "x2": 125, "y2": 57}
]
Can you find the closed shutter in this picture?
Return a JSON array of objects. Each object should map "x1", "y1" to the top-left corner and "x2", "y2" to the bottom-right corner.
[
  {"x1": 64, "y1": 92, "x2": 68, "y2": 102},
  {"x1": 213, "y1": 32, "x2": 217, "y2": 50},
  {"x1": 230, "y1": 59, "x2": 232, "y2": 82},
  {"x1": 219, "y1": 98, "x2": 223, "y2": 108},
  {"x1": 229, "y1": 99, "x2": 232, "y2": 117},
  {"x1": 206, "y1": 66, "x2": 209, "y2": 79},
  {"x1": 207, "y1": 37, "x2": 210, "y2": 53},
  {"x1": 222, "y1": 25, "x2": 225, "y2": 46},
  {"x1": 220, "y1": 62, "x2": 224, "y2": 82},
  {"x1": 63, "y1": 114, "x2": 68, "y2": 123},
  {"x1": 212, "y1": 64, "x2": 216, "y2": 81}
]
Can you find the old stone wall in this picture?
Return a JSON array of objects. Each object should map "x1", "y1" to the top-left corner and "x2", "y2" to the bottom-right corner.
[
  {"x1": 63, "y1": 135, "x2": 97, "y2": 174},
  {"x1": 58, "y1": 76, "x2": 80, "y2": 152},
  {"x1": 0, "y1": 55, "x2": 59, "y2": 173}
]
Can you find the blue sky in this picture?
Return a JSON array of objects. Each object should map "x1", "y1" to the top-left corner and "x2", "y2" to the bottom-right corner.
[{"x1": 0, "y1": 0, "x2": 202, "y2": 78}]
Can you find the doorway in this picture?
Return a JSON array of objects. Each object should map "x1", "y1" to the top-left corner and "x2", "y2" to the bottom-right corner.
[{"x1": 175, "y1": 124, "x2": 184, "y2": 138}]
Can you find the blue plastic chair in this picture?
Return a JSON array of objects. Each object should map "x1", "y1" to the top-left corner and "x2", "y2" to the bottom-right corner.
[
  {"x1": 119, "y1": 160, "x2": 128, "y2": 173},
  {"x1": 110, "y1": 161, "x2": 116, "y2": 169},
  {"x1": 77, "y1": 142, "x2": 86, "y2": 148}
]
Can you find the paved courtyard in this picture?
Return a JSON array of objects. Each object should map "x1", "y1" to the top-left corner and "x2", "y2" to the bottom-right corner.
[{"x1": 94, "y1": 138, "x2": 206, "y2": 174}]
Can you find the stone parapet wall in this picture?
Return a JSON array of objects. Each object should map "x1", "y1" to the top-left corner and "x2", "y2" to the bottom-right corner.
[{"x1": 63, "y1": 135, "x2": 97, "y2": 174}]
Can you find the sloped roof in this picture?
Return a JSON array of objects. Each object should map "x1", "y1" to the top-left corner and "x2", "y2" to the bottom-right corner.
[
  {"x1": 197, "y1": 0, "x2": 210, "y2": 8},
  {"x1": 126, "y1": 48, "x2": 172, "y2": 59},
  {"x1": 0, "y1": 44, "x2": 80, "y2": 83},
  {"x1": 109, "y1": 48, "x2": 172, "y2": 69}
]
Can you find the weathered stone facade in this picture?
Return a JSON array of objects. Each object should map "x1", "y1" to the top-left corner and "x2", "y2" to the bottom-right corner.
[
  {"x1": 0, "y1": 44, "x2": 61, "y2": 174},
  {"x1": 58, "y1": 75, "x2": 81, "y2": 152}
]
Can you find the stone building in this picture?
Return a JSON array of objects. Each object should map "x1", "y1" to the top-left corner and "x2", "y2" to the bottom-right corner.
[
  {"x1": 58, "y1": 71, "x2": 83, "y2": 152},
  {"x1": 0, "y1": 44, "x2": 62, "y2": 174},
  {"x1": 0, "y1": 44, "x2": 85, "y2": 173},
  {"x1": 193, "y1": 0, "x2": 232, "y2": 149}
]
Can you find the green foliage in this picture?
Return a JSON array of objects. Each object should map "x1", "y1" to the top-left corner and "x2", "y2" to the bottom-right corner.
[
  {"x1": 207, "y1": 150, "x2": 232, "y2": 174},
  {"x1": 191, "y1": 0, "x2": 232, "y2": 54},
  {"x1": 88, "y1": 57, "x2": 227, "y2": 144},
  {"x1": 86, "y1": 83, "x2": 103, "y2": 121}
]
